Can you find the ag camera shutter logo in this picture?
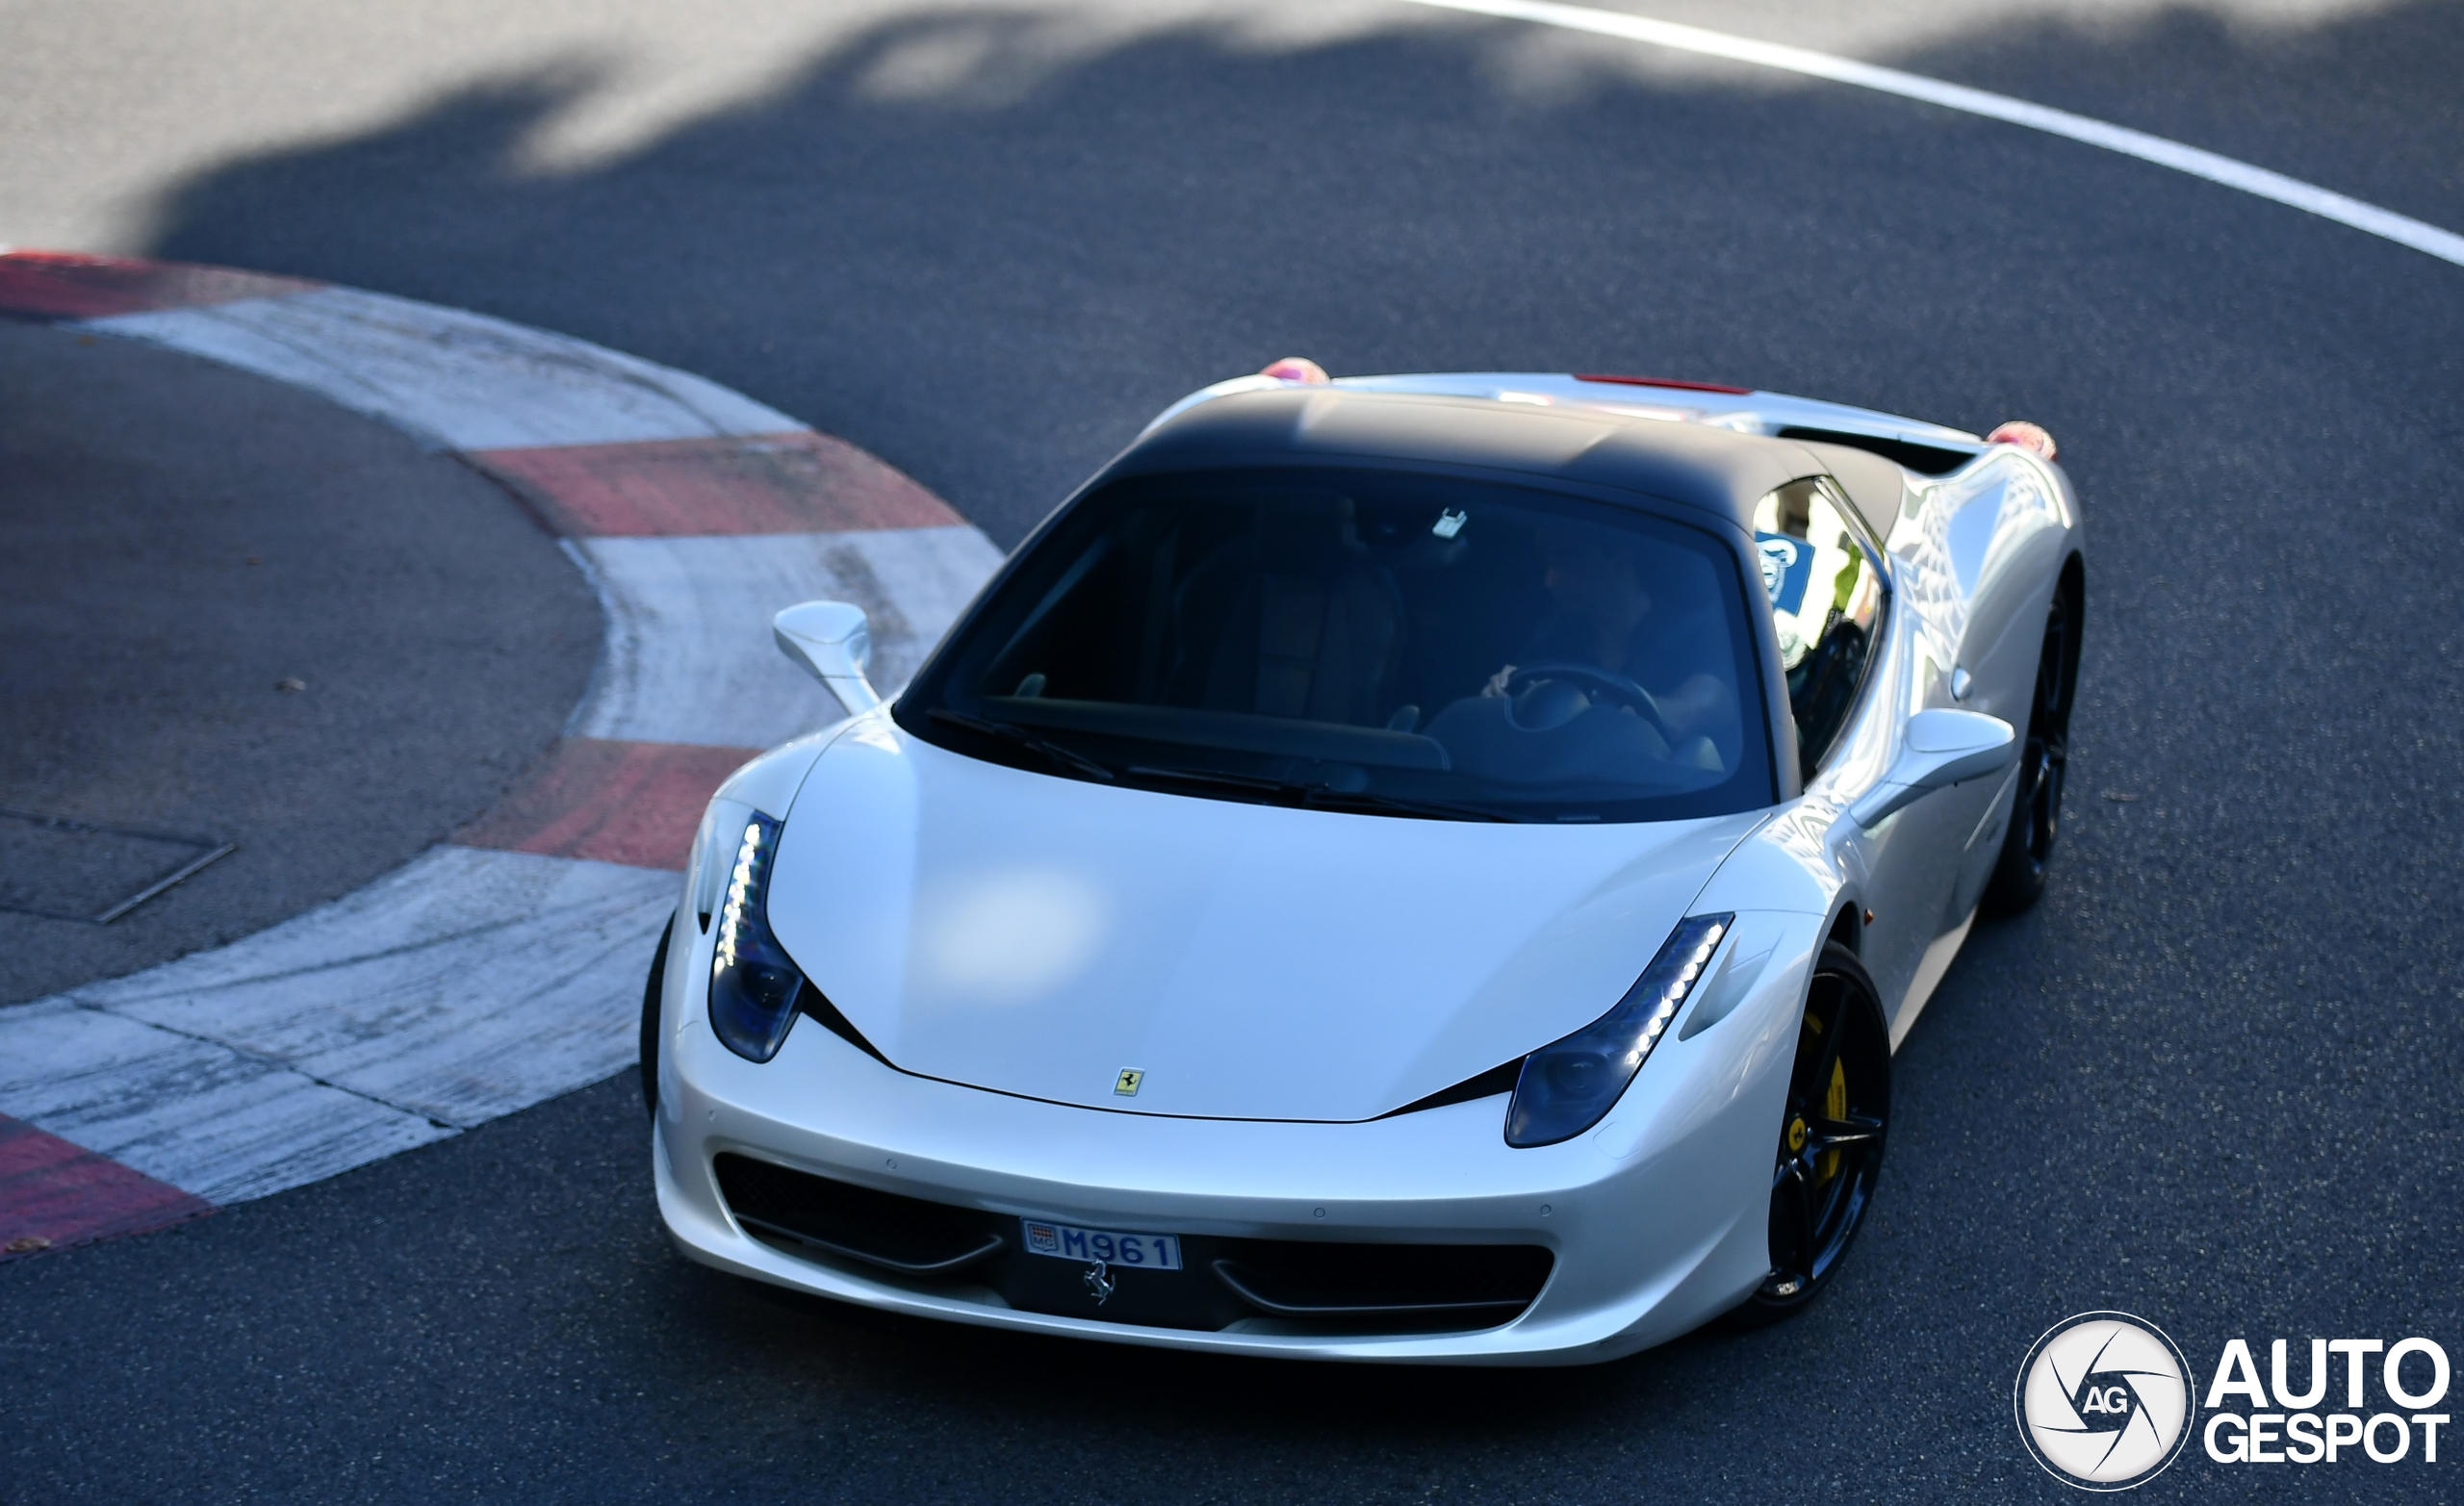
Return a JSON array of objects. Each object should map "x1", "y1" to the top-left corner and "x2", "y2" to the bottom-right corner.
[{"x1": 2015, "y1": 1312, "x2": 2195, "y2": 1490}]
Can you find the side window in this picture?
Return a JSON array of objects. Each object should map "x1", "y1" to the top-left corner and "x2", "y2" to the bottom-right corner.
[{"x1": 1752, "y1": 478, "x2": 1886, "y2": 775}]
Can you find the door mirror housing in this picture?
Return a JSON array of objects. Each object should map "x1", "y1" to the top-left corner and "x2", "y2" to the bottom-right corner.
[
  {"x1": 1848, "y1": 708, "x2": 2014, "y2": 829},
  {"x1": 774, "y1": 600, "x2": 882, "y2": 716}
]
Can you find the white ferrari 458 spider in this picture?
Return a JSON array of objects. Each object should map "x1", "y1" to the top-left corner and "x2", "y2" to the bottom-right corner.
[{"x1": 645, "y1": 367, "x2": 2082, "y2": 1365}]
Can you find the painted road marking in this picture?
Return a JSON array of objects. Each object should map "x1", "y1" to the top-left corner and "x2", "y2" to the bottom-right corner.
[
  {"x1": 0, "y1": 250, "x2": 316, "y2": 320},
  {"x1": 88, "y1": 285, "x2": 804, "y2": 450},
  {"x1": 472, "y1": 431, "x2": 965, "y2": 537},
  {"x1": 44, "y1": 849, "x2": 677, "y2": 1135},
  {"x1": 564, "y1": 526, "x2": 1003, "y2": 749},
  {"x1": 453, "y1": 738, "x2": 761, "y2": 870},
  {"x1": 0, "y1": 250, "x2": 1002, "y2": 1244},
  {"x1": 0, "y1": 1113, "x2": 213, "y2": 1259},
  {"x1": 1396, "y1": 0, "x2": 2464, "y2": 270},
  {"x1": 0, "y1": 998, "x2": 454, "y2": 1206}
]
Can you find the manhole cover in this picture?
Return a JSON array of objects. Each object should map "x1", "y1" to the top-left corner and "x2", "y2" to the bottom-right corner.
[{"x1": 0, "y1": 808, "x2": 235, "y2": 924}]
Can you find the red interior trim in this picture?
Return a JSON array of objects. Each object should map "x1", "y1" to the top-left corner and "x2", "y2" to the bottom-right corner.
[{"x1": 1573, "y1": 372, "x2": 1753, "y2": 396}]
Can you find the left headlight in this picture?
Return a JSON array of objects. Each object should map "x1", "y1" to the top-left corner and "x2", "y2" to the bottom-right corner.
[
  {"x1": 1503, "y1": 913, "x2": 1732, "y2": 1148},
  {"x1": 707, "y1": 811, "x2": 809, "y2": 1062}
]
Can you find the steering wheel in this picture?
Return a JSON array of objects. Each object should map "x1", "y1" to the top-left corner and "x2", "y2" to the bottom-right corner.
[{"x1": 1504, "y1": 663, "x2": 1679, "y2": 746}]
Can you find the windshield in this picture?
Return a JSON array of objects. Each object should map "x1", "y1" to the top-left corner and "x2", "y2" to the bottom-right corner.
[{"x1": 899, "y1": 468, "x2": 1775, "y2": 823}]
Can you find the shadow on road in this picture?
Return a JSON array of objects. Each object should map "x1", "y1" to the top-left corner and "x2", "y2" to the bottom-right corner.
[{"x1": 130, "y1": 1, "x2": 2464, "y2": 549}]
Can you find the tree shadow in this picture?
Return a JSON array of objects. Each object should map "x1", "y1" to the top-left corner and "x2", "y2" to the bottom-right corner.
[{"x1": 133, "y1": 3, "x2": 2464, "y2": 546}]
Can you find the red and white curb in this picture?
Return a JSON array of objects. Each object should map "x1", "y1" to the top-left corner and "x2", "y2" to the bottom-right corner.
[{"x1": 0, "y1": 251, "x2": 1003, "y2": 1256}]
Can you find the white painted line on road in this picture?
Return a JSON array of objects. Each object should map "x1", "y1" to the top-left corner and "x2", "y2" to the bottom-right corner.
[
  {"x1": 566, "y1": 526, "x2": 1004, "y2": 749},
  {"x1": 0, "y1": 848, "x2": 675, "y2": 1201},
  {"x1": 90, "y1": 285, "x2": 804, "y2": 449},
  {"x1": 1395, "y1": 0, "x2": 2464, "y2": 270},
  {"x1": 82, "y1": 848, "x2": 678, "y2": 1129},
  {"x1": 0, "y1": 1000, "x2": 451, "y2": 1206}
]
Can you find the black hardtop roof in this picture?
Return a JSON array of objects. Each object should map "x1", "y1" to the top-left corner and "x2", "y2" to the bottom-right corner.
[{"x1": 1114, "y1": 387, "x2": 1833, "y2": 534}]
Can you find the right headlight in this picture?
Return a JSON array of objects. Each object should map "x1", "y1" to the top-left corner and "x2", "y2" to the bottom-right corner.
[
  {"x1": 706, "y1": 810, "x2": 810, "y2": 1062},
  {"x1": 1503, "y1": 913, "x2": 1732, "y2": 1148}
]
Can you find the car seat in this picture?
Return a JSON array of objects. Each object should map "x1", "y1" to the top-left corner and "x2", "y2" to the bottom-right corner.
[{"x1": 1166, "y1": 501, "x2": 1405, "y2": 726}]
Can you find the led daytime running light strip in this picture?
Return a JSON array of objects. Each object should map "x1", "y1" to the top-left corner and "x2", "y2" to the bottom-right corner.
[
  {"x1": 712, "y1": 820, "x2": 763, "y2": 981},
  {"x1": 1628, "y1": 919, "x2": 1724, "y2": 1066}
]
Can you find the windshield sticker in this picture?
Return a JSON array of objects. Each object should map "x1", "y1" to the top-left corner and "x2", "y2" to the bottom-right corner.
[{"x1": 1431, "y1": 508, "x2": 1468, "y2": 539}]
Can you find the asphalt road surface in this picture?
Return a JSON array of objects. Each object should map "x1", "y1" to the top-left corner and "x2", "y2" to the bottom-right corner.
[
  {"x1": 0, "y1": 322, "x2": 597, "y2": 1003},
  {"x1": 4, "y1": 2, "x2": 2461, "y2": 1501}
]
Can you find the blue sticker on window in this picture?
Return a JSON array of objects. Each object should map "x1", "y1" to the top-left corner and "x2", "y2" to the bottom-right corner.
[{"x1": 1756, "y1": 532, "x2": 1812, "y2": 615}]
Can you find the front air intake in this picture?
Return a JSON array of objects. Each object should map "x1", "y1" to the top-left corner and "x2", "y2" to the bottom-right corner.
[{"x1": 713, "y1": 1154, "x2": 1553, "y2": 1334}]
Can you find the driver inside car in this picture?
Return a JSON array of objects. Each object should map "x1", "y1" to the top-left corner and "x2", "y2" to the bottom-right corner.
[{"x1": 1481, "y1": 523, "x2": 1737, "y2": 767}]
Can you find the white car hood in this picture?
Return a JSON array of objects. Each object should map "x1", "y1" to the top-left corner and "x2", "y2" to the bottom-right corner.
[{"x1": 766, "y1": 718, "x2": 1764, "y2": 1122}]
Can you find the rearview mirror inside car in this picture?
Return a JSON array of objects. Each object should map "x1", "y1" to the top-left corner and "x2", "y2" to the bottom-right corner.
[
  {"x1": 1848, "y1": 708, "x2": 2015, "y2": 830},
  {"x1": 774, "y1": 600, "x2": 882, "y2": 716}
]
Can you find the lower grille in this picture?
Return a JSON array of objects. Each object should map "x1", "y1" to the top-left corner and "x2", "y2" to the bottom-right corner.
[
  {"x1": 714, "y1": 1155, "x2": 1003, "y2": 1275},
  {"x1": 712, "y1": 1153, "x2": 1553, "y2": 1335}
]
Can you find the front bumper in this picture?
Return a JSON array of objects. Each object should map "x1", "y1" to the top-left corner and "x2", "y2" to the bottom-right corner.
[{"x1": 654, "y1": 913, "x2": 1821, "y2": 1366}]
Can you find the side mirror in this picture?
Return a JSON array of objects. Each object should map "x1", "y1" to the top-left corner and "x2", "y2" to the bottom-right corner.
[
  {"x1": 1847, "y1": 708, "x2": 2014, "y2": 830},
  {"x1": 774, "y1": 600, "x2": 882, "y2": 716}
]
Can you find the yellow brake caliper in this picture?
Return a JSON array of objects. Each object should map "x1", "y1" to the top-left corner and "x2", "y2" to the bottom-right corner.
[
  {"x1": 1821, "y1": 1054, "x2": 1847, "y2": 1185},
  {"x1": 1793, "y1": 1009, "x2": 1850, "y2": 1185}
]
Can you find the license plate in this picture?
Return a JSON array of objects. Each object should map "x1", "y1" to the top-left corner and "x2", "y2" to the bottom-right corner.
[{"x1": 1020, "y1": 1217, "x2": 1183, "y2": 1270}]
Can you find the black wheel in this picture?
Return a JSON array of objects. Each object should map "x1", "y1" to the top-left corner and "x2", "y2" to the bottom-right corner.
[
  {"x1": 640, "y1": 913, "x2": 674, "y2": 1120},
  {"x1": 1730, "y1": 942, "x2": 1890, "y2": 1326},
  {"x1": 1982, "y1": 574, "x2": 2081, "y2": 914}
]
